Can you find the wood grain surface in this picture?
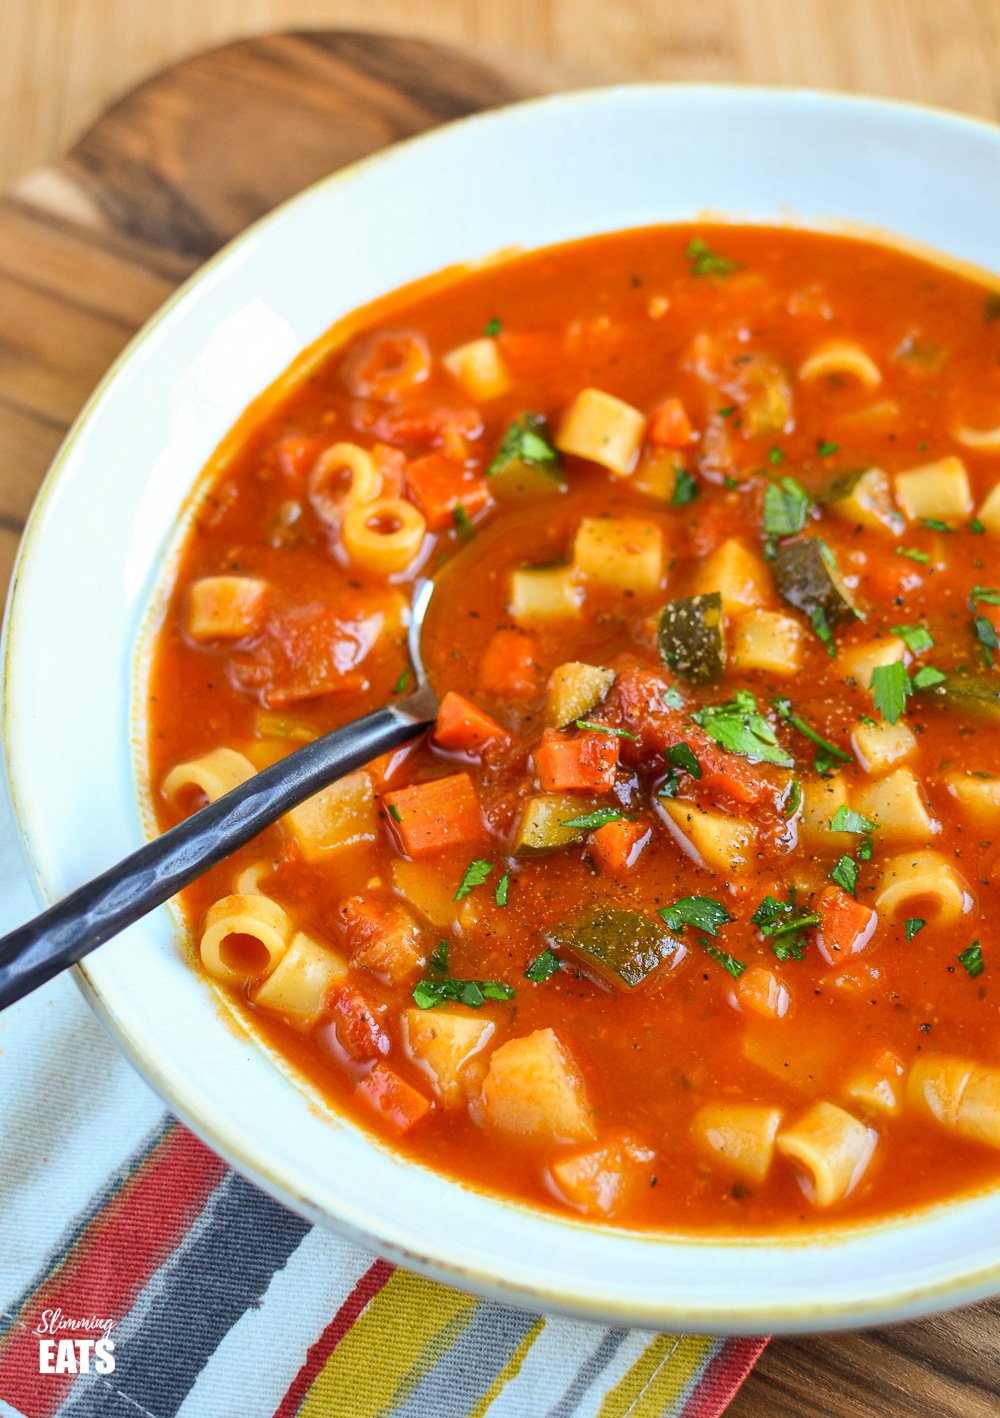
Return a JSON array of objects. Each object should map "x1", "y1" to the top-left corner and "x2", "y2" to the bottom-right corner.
[{"x1": 1, "y1": 28, "x2": 998, "y2": 1418}]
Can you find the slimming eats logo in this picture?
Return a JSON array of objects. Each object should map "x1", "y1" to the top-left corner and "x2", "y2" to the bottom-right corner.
[{"x1": 33, "y1": 1309, "x2": 115, "y2": 1375}]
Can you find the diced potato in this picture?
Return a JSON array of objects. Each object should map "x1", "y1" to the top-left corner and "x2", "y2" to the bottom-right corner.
[
  {"x1": 776, "y1": 1101, "x2": 877, "y2": 1206},
  {"x1": 874, "y1": 850, "x2": 971, "y2": 925},
  {"x1": 187, "y1": 575, "x2": 269, "y2": 640},
  {"x1": 442, "y1": 336, "x2": 510, "y2": 400},
  {"x1": 556, "y1": 388, "x2": 646, "y2": 476},
  {"x1": 838, "y1": 636, "x2": 908, "y2": 688},
  {"x1": 851, "y1": 717, "x2": 917, "y2": 773},
  {"x1": 572, "y1": 516, "x2": 664, "y2": 594},
  {"x1": 945, "y1": 770, "x2": 1000, "y2": 824},
  {"x1": 548, "y1": 1133, "x2": 656, "y2": 1216},
  {"x1": 658, "y1": 798, "x2": 756, "y2": 874},
  {"x1": 977, "y1": 481, "x2": 1000, "y2": 535},
  {"x1": 853, "y1": 768, "x2": 936, "y2": 842},
  {"x1": 691, "y1": 538, "x2": 770, "y2": 614},
  {"x1": 798, "y1": 775, "x2": 852, "y2": 850},
  {"x1": 391, "y1": 858, "x2": 457, "y2": 927},
  {"x1": 283, "y1": 770, "x2": 378, "y2": 862},
  {"x1": 481, "y1": 1028, "x2": 595, "y2": 1144},
  {"x1": 894, "y1": 455, "x2": 972, "y2": 521},
  {"x1": 827, "y1": 467, "x2": 901, "y2": 534},
  {"x1": 509, "y1": 565, "x2": 583, "y2": 622},
  {"x1": 545, "y1": 661, "x2": 616, "y2": 728},
  {"x1": 513, "y1": 793, "x2": 593, "y2": 856},
  {"x1": 691, "y1": 1102, "x2": 783, "y2": 1184},
  {"x1": 731, "y1": 609, "x2": 804, "y2": 676},
  {"x1": 402, "y1": 1006, "x2": 497, "y2": 1108}
]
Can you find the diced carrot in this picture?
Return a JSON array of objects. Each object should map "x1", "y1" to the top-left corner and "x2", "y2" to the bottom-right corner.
[
  {"x1": 534, "y1": 729, "x2": 618, "y2": 792},
  {"x1": 649, "y1": 396, "x2": 694, "y2": 448},
  {"x1": 434, "y1": 691, "x2": 508, "y2": 754},
  {"x1": 323, "y1": 983, "x2": 390, "y2": 1062},
  {"x1": 590, "y1": 818, "x2": 649, "y2": 873},
  {"x1": 498, "y1": 329, "x2": 560, "y2": 377},
  {"x1": 366, "y1": 739, "x2": 422, "y2": 791},
  {"x1": 549, "y1": 1133, "x2": 656, "y2": 1217},
  {"x1": 863, "y1": 553, "x2": 923, "y2": 602},
  {"x1": 815, "y1": 886, "x2": 878, "y2": 964},
  {"x1": 276, "y1": 432, "x2": 324, "y2": 482},
  {"x1": 356, "y1": 1062, "x2": 432, "y2": 1133},
  {"x1": 735, "y1": 964, "x2": 791, "y2": 1020},
  {"x1": 383, "y1": 773, "x2": 484, "y2": 858},
  {"x1": 339, "y1": 894, "x2": 426, "y2": 985},
  {"x1": 479, "y1": 628, "x2": 542, "y2": 700},
  {"x1": 405, "y1": 452, "x2": 490, "y2": 530}
]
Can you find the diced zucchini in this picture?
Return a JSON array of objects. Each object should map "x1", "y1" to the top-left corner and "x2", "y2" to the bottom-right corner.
[
  {"x1": 547, "y1": 908, "x2": 682, "y2": 989},
  {"x1": 823, "y1": 467, "x2": 901, "y2": 534},
  {"x1": 921, "y1": 671, "x2": 1000, "y2": 721},
  {"x1": 657, "y1": 592, "x2": 725, "y2": 683},
  {"x1": 771, "y1": 537, "x2": 859, "y2": 627},
  {"x1": 546, "y1": 661, "x2": 616, "y2": 728},
  {"x1": 513, "y1": 793, "x2": 593, "y2": 856}
]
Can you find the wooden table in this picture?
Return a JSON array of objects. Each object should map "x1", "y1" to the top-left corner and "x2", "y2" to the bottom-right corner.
[{"x1": 1, "y1": 30, "x2": 997, "y2": 1416}]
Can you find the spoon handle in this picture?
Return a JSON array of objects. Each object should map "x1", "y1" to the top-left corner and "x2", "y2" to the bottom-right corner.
[{"x1": 0, "y1": 697, "x2": 434, "y2": 1011}]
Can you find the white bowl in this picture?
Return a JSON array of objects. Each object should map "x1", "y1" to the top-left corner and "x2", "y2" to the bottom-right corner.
[{"x1": 6, "y1": 86, "x2": 1000, "y2": 1333}]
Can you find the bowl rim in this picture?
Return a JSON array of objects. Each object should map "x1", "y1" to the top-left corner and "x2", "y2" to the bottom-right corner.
[{"x1": 7, "y1": 80, "x2": 1000, "y2": 1333}]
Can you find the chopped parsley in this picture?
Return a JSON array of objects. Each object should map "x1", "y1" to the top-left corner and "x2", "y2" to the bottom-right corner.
[
  {"x1": 452, "y1": 503, "x2": 474, "y2": 536},
  {"x1": 830, "y1": 854, "x2": 859, "y2": 894},
  {"x1": 905, "y1": 917, "x2": 926, "y2": 941},
  {"x1": 692, "y1": 690, "x2": 794, "y2": 768},
  {"x1": 897, "y1": 547, "x2": 930, "y2": 564},
  {"x1": 665, "y1": 742, "x2": 702, "y2": 779},
  {"x1": 816, "y1": 439, "x2": 839, "y2": 458},
  {"x1": 972, "y1": 613, "x2": 998, "y2": 668},
  {"x1": 911, "y1": 664, "x2": 947, "y2": 690},
  {"x1": 430, "y1": 940, "x2": 449, "y2": 972},
  {"x1": 773, "y1": 698, "x2": 851, "y2": 764},
  {"x1": 483, "y1": 316, "x2": 502, "y2": 336},
  {"x1": 751, "y1": 890, "x2": 819, "y2": 962},
  {"x1": 718, "y1": 404, "x2": 738, "y2": 419},
  {"x1": 575, "y1": 719, "x2": 637, "y2": 739},
  {"x1": 671, "y1": 467, "x2": 699, "y2": 505},
  {"x1": 525, "y1": 948, "x2": 561, "y2": 982},
  {"x1": 453, "y1": 858, "x2": 492, "y2": 900},
  {"x1": 701, "y1": 942, "x2": 747, "y2": 980},
  {"x1": 768, "y1": 446, "x2": 784, "y2": 467},
  {"x1": 487, "y1": 413, "x2": 560, "y2": 477},
  {"x1": 971, "y1": 586, "x2": 1000, "y2": 604},
  {"x1": 495, "y1": 870, "x2": 510, "y2": 908},
  {"x1": 857, "y1": 836, "x2": 874, "y2": 861},
  {"x1": 783, "y1": 779, "x2": 802, "y2": 818},
  {"x1": 810, "y1": 606, "x2": 836, "y2": 657},
  {"x1": 890, "y1": 623, "x2": 934, "y2": 654},
  {"x1": 393, "y1": 666, "x2": 409, "y2": 694},
  {"x1": 870, "y1": 660, "x2": 909, "y2": 725},
  {"x1": 763, "y1": 476, "x2": 812, "y2": 538},
  {"x1": 413, "y1": 976, "x2": 516, "y2": 1010},
  {"x1": 969, "y1": 517, "x2": 986, "y2": 535},
  {"x1": 387, "y1": 802, "x2": 402, "y2": 823},
  {"x1": 958, "y1": 940, "x2": 984, "y2": 979},
  {"x1": 659, "y1": 895, "x2": 732, "y2": 938},
  {"x1": 830, "y1": 805, "x2": 878, "y2": 834},
  {"x1": 920, "y1": 517, "x2": 952, "y2": 532},
  {"x1": 560, "y1": 806, "x2": 626, "y2": 830},
  {"x1": 685, "y1": 237, "x2": 741, "y2": 279}
]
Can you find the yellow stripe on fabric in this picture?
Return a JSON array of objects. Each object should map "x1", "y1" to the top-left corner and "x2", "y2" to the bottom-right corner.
[
  {"x1": 299, "y1": 1270, "x2": 478, "y2": 1418},
  {"x1": 468, "y1": 1316, "x2": 546, "y2": 1417},
  {"x1": 597, "y1": 1333, "x2": 715, "y2": 1418}
]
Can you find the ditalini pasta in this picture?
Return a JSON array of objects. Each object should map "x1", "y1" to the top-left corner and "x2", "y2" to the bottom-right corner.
[{"x1": 150, "y1": 224, "x2": 1000, "y2": 1233}]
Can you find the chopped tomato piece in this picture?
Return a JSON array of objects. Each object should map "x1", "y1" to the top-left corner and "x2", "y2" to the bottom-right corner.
[
  {"x1": 356, "y1": 1063, "x2": 432, "y2": 1133},
  {"x1": 405, "y1": 452, "x2": 490, "y2": 530},
  {"x1": 275, "y1": 432, "x2": 324, "y2": 482},
  {"x1": 228, "y1": 603, "x2": 379, "y2": 706},
  {"x1": 383, "y1": 773, "x2": 484, "y2": 858},
  {"x1": 339, "y1": 896, "x2": 425, "y2": 985},
  {"x1": 359, "y1": 401, "x2": 483, "y2": 457},
  {"x1": 534, "y1": 728, "x2": 619, "y2": 792},
  {"x1": 479, "y1": 628, "x2": 542, "y2": 700},
  {"x1": 815, "y1": 886, "x2": 878, "y2": 964},
  {"x1": 649, "y1": 396, "x2": 694, "y2": 448},
  {"x1": 323, "y1": 983, "x2": 391, "y2": 1062},
  {"x1": 589, "y1": 818, "x2": 649, "y2": 873},
  {"x1": 434, "y1": 691, "x2": 508, "y2": 754}
]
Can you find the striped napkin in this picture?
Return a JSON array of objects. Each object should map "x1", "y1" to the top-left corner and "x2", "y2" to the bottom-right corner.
[{"x1": 0, "y1": 793, "x2": 764, "y2": 1418}]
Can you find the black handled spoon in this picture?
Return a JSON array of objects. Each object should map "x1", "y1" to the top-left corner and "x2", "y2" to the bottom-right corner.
[{"x1": 0, "y1": 580, "x2": 440, "y2": 1010}]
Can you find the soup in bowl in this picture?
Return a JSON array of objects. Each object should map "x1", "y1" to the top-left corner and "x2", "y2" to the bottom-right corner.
[{"x1": 7, "y1": 87, "x2": 1000, "y2": 1329}]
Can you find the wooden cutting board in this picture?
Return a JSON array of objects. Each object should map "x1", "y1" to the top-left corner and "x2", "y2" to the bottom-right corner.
[{"x1": 1, "y1": 30, "x2": 997, "y2": 1417}]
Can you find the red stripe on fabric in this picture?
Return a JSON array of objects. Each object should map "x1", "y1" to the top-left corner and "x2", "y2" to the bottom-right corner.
[
  {"x1": 0, "y1": 1125, "x2": 227, "y2": 1418},
  {"x1": 680, "y1": 1336, "x2": 769, "y2": 1417},
  {"x1": 272, "y1": 1259, "x2": 395, "y2": 1418}
]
